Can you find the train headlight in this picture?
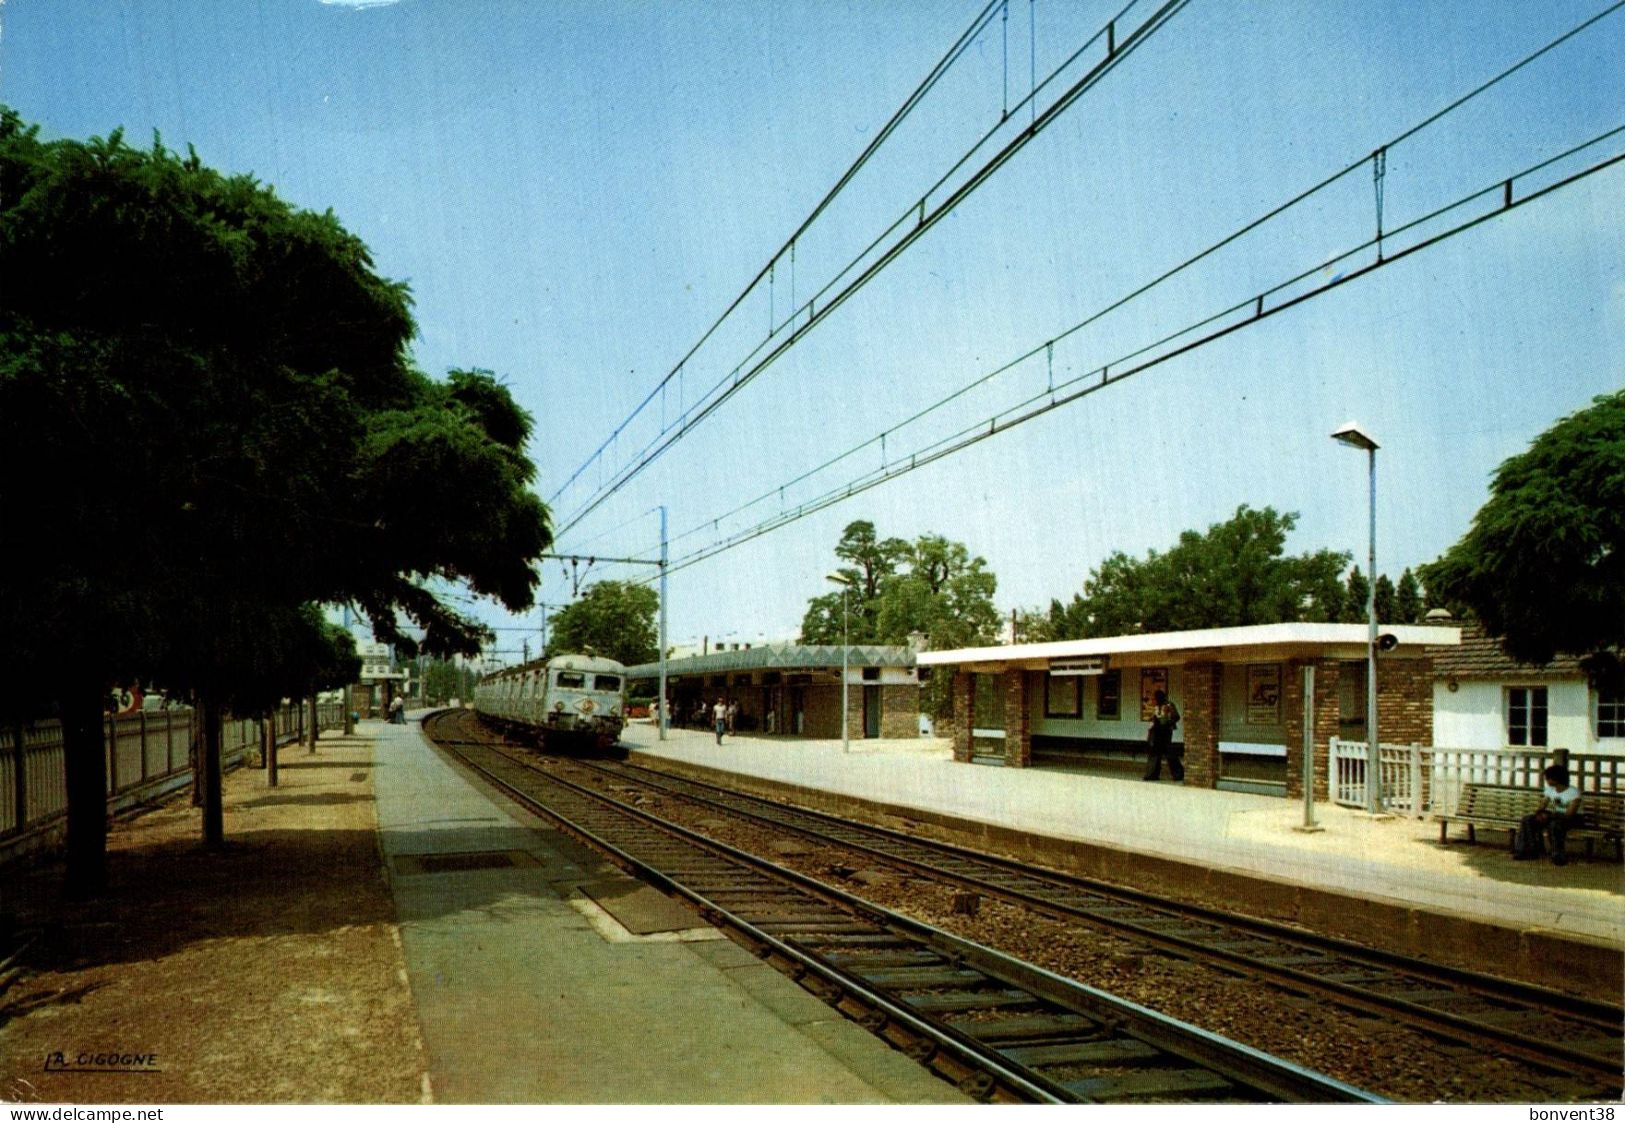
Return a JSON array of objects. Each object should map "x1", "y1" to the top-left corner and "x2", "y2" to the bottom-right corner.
[
  {"x1": 578, "y1": 699, "x2": 595, "y2": 714},
  {"x1": 553, "y1": 701, "x2": 565, "y2": 712}
]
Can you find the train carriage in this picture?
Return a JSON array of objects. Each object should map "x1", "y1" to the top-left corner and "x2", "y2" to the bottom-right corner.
[{"x1": 473, "y1": 653, "x2": 627, "y2": 753}]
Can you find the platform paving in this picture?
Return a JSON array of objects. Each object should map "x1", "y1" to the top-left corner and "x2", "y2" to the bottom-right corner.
[
  {"x1": 623, "y1": 721, "x2": 1624, "y2": 995},
  {"x1": 373, "y1": 714, "x2": 967, "y2": 1104}
]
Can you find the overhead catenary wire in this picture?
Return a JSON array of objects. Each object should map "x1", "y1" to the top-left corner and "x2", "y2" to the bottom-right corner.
[
  {"x1": 637, "y1": 126, "x2": 1624, "y2": 579},
  {"x1": 551, "y1": 0, "x2": 1188, "y2": 538},
  {"x1": 575, "y1": 1, "x2": 1622, "y2": 565},
  {"x1": 547, "y1": 0, "x2": 1008, "y2": 508}
]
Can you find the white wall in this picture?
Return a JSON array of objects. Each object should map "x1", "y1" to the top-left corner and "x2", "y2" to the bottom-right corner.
[{"x1": 1433, "y1": 679, "x2": 1618, "y2": 755}]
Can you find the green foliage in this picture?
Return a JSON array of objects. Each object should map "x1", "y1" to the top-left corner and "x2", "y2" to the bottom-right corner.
[
  {"x1": 799, "y1": 521, "x2": 1000, "y2": 718},
  {"x1": 0, "y1": 108, "x2": 551, "y2": 707},
  {"x1": 800, "y1": 521, "x2": 1000, "y2": 650},
  {"x1": 0, "y1": 107, "x2": 551, "y2": 879},
  {"x1": 1031, "y1": 506, "x2": 1349, "y2": 640},
  {"x1": 422, "y1": 657, "x2": 479, "y2": 705},
  {"x1": 1395, "y1": 569, "x2": 1424, "y2": 625},
  {"x1": 545, "y1": 581, "x2": 660, "y2": 666},
  {"x1": 1421, "y1": 390, "x2": 1625, "y2": 665}
]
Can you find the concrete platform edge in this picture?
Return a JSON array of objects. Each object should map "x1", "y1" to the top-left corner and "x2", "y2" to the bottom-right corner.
[{"x1": 630, "y1": 751, "x2": 1624, "y2": 999}]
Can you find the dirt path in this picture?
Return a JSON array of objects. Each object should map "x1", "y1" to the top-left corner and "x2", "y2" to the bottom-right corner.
[{"x1": 1, "y1": 729, "x2": 426, "y2": 1104}]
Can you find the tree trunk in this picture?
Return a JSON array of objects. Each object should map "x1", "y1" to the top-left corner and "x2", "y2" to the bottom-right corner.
[
  {"x1": 264, "y1": 716, "x2": 278, "y2": 788},
  {"x1": 189, "y1": 703, "x2": 204, "y2": 807},
  {"x1": 61, "y1": 680, "x2": 109, "y2": 898},
  {"x1": 200, "y1": 696, "x2": 224, "y2": 848},
  {"x1": 308, "y1": 689, "x2": 319, "y2": 753}
]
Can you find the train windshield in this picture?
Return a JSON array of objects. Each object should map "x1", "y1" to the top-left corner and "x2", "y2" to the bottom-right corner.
[
  {"x1": 594, "y1": 675, "x2": 621, "y2": 692},
  {"x1": 555, "y1": 671, "x2": 586, "y2": 688}
]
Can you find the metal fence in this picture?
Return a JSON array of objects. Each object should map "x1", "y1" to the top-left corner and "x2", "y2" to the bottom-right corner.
[
  {"x1": 1, "y1": 701, "x2": 344, "y2": 840},
  {"x1": 1330, "y1": 738, "x2": 1623, "y2": 817}
]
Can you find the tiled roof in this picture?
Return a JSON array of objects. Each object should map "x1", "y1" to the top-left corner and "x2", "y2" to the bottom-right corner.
[
  {"x1": 1429, "y1": 623, "x2": 1586, "y2": 680},
  {"x1": 624, "y1": 643, "x2": 914, "y2": 679}
]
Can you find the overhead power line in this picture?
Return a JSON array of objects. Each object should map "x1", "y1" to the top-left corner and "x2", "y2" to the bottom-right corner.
[{"x1": 552, "y1": 0, "x2": 1189, "y2": 538}]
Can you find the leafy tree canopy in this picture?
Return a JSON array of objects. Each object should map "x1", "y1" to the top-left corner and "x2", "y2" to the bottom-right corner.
[
  {"x1": 800, "y1": 521, "x2": 1000, "y2": 649},
  {"x1": 1421, "y1": 390, "x2": 1625, "y2": 665},
  {"x1": 544, "y1": 581, "x2": 660, "y2": 667},
  {"x1": 0, "y1": 108, "x2": 550, "y2": 883},
  {"x1": 1024, "y1": 505, "x2": 1349, "y2": 640}
]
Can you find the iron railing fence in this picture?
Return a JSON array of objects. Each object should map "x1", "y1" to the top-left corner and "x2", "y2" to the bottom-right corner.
[{"x1": 1, "y1": 701, "x2": 344, "y2": 840}]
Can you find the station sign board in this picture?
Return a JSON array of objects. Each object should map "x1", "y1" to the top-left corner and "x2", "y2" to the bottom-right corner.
[{"x1": 1048, "y1": 656, "x2": 1108, "y2": 677}]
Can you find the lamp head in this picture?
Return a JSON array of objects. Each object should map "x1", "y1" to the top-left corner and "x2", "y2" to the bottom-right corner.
[
  {"x1": 1331, "y1": 421, "x2": 1379, "y2": 451},
  {"x1": 825, "y1": 573, "x2": 852, "y2": 587}
]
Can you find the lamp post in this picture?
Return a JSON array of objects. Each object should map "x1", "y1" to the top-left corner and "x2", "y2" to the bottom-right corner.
[
  {"x1": 826, "y1": 574, "x2": 851, "y2": 753},
  {"x1": 1332, "y1": 421, "x2": 1381, "y2": 815}
]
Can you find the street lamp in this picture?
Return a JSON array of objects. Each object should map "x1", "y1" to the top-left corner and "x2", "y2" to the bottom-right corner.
[
  {"x1": 825, "y1": 573, "x2": 851, "y2": 753},
  {"x1": 1332, "y1": 421, "x2": 1381, "y2": 815}
]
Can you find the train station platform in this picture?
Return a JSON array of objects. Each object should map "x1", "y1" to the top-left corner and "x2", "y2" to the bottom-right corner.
[
  {"x1": 374, "y1": 713, "x2": 967, "y2": 1104},
  {"x1": 622, "y1": 722, "x2": 1624, "y2": 998}
]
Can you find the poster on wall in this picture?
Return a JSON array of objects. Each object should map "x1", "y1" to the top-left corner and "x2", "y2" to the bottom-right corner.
[
  {"x1": 1247, "y1": 663, "x2": 1282, "y2": 724},
  {"x1": 1139, "y1": 668, "x2": 1168, "y2": 721}
]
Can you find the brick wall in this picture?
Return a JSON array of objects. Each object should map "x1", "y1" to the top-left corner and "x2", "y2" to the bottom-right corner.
[
  {"x1": 879, "y1": 684, "x2": 917, "y2": 738},
  {"x1": 1180, "y1": 662, "x2": 1221, "y2": 788},
  {"x1": 952, "y1": 672, "x2": 972, "y2": 762},
  {"x1": 1282, "y1": 658, "x2": 1342, "y2": 801},
  {"x1": 1378, "y1": 656, "x2": 1433, "y2": 747},
  {"x1": 1003, "y1": 670, "x2": 1032, "y2": 767},
  {"x1": 801, "y1": 684, "x2": 843, "y2": 739}
]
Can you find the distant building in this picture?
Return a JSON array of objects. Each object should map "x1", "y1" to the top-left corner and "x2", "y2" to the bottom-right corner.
[
  {"x1": 1431, "y1": 624, "x2": 1624, "y2": 757},
  {"x1": 625, "y1": 643, "x2": 919, "y2": 739},
  {"x1": 357, "y1": 641, "x2": 407, "y2": 718}
]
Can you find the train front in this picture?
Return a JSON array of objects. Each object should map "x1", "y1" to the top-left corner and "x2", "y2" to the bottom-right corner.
[{"x1": 542, "y1": 654, "x2": 627, "y2": 750}]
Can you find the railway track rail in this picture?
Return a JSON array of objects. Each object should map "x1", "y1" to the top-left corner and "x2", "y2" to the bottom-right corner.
[
  {"x1": 564, "y1": 752, "x2": 1624, "y2": 1093},
  {"x1": 425, "y1": 709, "x2": 1379, "y2": 1104}
]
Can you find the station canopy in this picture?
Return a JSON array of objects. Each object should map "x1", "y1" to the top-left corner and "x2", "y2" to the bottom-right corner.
[{"x1": 624, "y1": 643, "x2": 914, "y2": 681}]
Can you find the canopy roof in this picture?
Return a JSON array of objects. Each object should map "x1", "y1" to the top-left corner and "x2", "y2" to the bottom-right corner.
[{"x1": 625, "y1": 643, "x2": 914, "y2": 680}]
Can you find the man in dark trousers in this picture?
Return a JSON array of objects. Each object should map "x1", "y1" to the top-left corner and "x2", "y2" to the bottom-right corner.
[{"x1": 1143, "y1": 690, "x2": 1183, "y2": 781}]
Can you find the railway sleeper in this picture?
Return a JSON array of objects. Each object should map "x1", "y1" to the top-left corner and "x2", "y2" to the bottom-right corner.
[
  {"x1": 857, "y1": 966, "x2": 988, "y2": 988},
  {"x1": 822, "y1": 950, "x2": 944, "y2": 969},
  {"x1": 910, "y1": 989, "x2": 1041, "y2": 1013},
  {"x1": 958, "y1": 1012, "x2": 1102, "y2": 1043},
  {"x1": 1003, "y1": 1038, "x2": 1162, "y2": 1067},
  {"x1": 1062, "y1": 1066, "x2": 1239, "y2": 1103}
]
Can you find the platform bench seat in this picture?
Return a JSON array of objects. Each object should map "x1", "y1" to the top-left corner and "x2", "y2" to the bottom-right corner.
[{"x1": 1436, "y1": 783, "x2": 1624, "y2": 860}]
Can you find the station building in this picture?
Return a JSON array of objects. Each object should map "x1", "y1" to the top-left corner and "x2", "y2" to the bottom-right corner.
[
  {"x1": 625, "y1": 643, "x2": 920, "y2": 740},
  {"x1": 918, "y1": 622, "x2": 1460, "y2": 797},
  {"x1": 1433, "y1": 622, "x2": 1625, "y2": 757}
]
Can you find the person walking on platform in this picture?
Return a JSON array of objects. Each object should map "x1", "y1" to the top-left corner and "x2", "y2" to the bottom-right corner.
[
  {"x1": 713, "y1": 697, "x2": 728, "y2": 744},
  {"x1": 389, "y1": 695, "x2": 406, "y2": 725},
  {"x1": 1515, "y1": 763, "x2": 1582, "y2": 865},
  {"x1": 1143, "y1": 690, "x2": 1183, "y2": 781}
]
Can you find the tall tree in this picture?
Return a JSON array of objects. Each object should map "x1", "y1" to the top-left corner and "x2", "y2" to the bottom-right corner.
[
  {"x1": 1395, "y1": 568, "x2": 1424, "y2": 624},
  {"x1": 799, "y1": 520, "x2": 909, "y2": 644},
  {"x1": 544, "y1": 581, "x2": 660, "y2": 666},
  {"x1": 0, "y1": 111, "x2": 549, "y2": 891},
  {"x1": 874, "y1": 535, "x2": 1001, "y2": 651},
  {"x1": 1037, "y1": 506, "x2": 1349, "y2": 639},
  {"x1": 1342, "y1": 567, "x2": 1372, "y2": 625},
  {"x1": 1421, "y1": 390, "x2": 1625, "y2": 666},
  {"x1": 1373, "y1": 574, "x2": 1398, "y2": 627}
]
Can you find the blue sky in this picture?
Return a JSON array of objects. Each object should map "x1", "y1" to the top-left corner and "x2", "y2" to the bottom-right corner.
[{"x1": 6, "y1": 0, "x2": 1621, "y2": 661}]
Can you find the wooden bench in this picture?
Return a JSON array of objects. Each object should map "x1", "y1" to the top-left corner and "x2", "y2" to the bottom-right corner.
[{"x1": 1436, "y1": 783, "x2": 1624, "y2": 861}]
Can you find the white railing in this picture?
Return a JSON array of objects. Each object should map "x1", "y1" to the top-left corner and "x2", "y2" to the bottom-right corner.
[
  {"x1": 1330, "y1": 738, "x2": 1623, "y2": 817},
  {"x1": 1330, "y1": 738, "x2": 1426, "y2": 816}
]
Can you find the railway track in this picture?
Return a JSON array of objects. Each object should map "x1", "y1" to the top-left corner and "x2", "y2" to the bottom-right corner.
[
  {"x1": 562, "y1": 752, "x2": 1625, "y2": 1091},
  {"x1": 427, "y1": 708, "x2": 1377, "y2": 1104}
]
